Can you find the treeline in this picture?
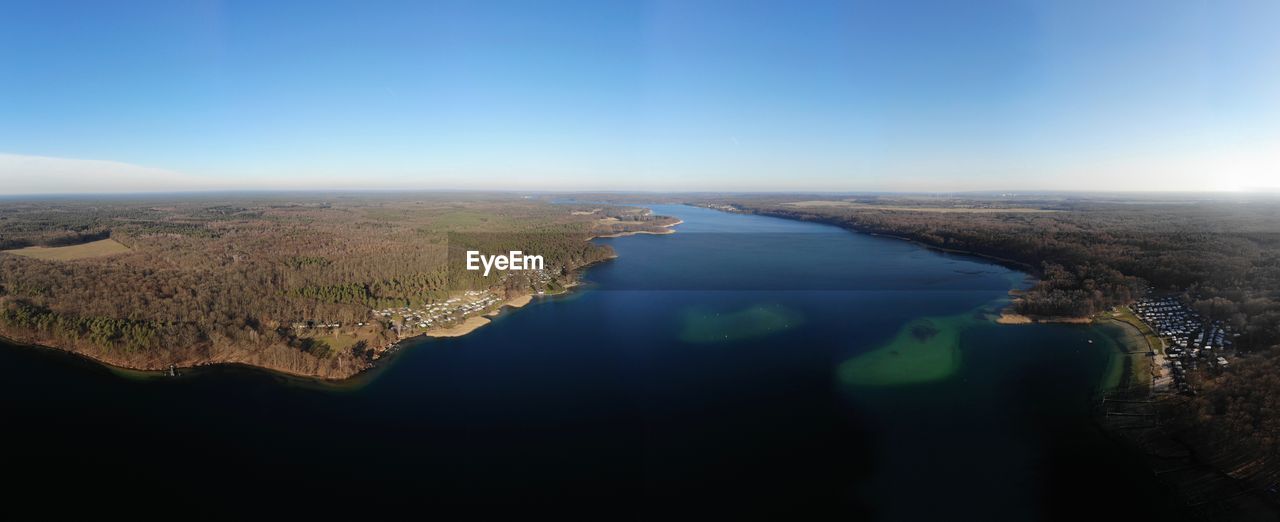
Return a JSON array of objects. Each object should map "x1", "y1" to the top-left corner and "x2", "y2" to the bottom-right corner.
[
  {"x1": 0, "y1": 223, "x2": 114, "y2": 250},
  {"x1": 1015, "y1": 262, "x2": 1142, "y2": 317},
  {"x1": 1, "y1": 300, "x2": 173, "y2": 352},
  {"x1": 287, "y1": 231, "x2": 616, "y2": 307},
  {"x1": 122, "y1": 221, "x2": 219, "y2": 239},
  {"x1": 291, "y1": 271, "x2": 451, "y2": 308},
  {"x1": 599, "y1": 205, "x2": 660, "y2": 221},
  {"x1": 445, "y1": 231, "x2": 615, "y2": 290}
]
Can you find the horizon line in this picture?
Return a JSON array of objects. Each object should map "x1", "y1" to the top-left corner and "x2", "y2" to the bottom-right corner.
[{"x1": 3, "y1": 187, "x2": 1280, "y2": 199}]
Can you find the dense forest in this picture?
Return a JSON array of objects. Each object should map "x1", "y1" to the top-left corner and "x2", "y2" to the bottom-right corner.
[
  {"x1": 0, "y1": 194, "x2": 675, "y2": 378},
  {"x1": 703, "y1": 193, "x2": 1280, "y2": 493}
]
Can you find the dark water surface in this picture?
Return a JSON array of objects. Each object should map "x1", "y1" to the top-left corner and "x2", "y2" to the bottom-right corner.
[{"x1": 1, "y1": 205, "x2": 1177, "y2": 519}]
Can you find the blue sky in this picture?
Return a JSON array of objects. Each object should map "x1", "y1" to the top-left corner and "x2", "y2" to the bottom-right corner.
[{"x1": 1, "y1": 0, "x2": 1277, "y2": 193}]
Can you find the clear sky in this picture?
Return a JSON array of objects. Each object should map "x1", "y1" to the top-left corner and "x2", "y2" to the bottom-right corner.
[{"x1": 1, "y1": 0, "x2": 1277, "y2": 194}]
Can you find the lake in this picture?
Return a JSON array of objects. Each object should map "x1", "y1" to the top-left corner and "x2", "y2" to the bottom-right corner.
[{"x1": 0, "y1": 204, "x2": 1178, "y2": 519}]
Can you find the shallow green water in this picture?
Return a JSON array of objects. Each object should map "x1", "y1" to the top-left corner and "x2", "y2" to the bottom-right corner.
[
  {"x1": 839, "y1": 313, "x2": 966, "y2": 386},
  {"x1": 679, "y1": 303, "x2": 804, "y2": 343}
]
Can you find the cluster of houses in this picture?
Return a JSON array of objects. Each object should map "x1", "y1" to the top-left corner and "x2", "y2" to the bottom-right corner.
[
  {"x1": 373, "y1": 290, "x2": 503, "y2": 334},
  {"x1": 290, "y1": 273, "x2": 563, "y2": 340},
  {"x1": 1132, "y1": 297, "x2": 1237, "y2": 394},
  {"x1": 703, "y1": 203, "x2": 740, "y2": 213},
  {"x1": 291, "y1": 321, "x2": 343, "y2": 330},
  {"x1": 489, "y1": 267, "x2": 556, "y2": 290},
  {"x1": 530, "y1": 268, "x2": 555, "y2": 290}
]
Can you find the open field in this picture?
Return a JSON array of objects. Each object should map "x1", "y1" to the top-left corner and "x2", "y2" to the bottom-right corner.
[
  {"x1": 1, "y1": 238, "x2": 131, "y2": 260},
  {"x1": 298, "y1": 332, "x2": 365, "y2": 353}
]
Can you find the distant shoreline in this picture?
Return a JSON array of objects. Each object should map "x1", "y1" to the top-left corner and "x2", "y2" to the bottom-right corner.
[
  {"x1": 720, "y1": 206, "x2": 1036, "y2": 272},
  {"x1": 717, "y1": 206, "x2": 1144, "y2": 335}
]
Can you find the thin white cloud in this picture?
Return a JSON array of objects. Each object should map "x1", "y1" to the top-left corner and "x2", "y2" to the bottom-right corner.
[
  {"x1": 0, "y1": 153, "x2": 229, "y2": 195},
  {"x1": 1, "y1": 148, "x2": 1274, "y2": 195}
]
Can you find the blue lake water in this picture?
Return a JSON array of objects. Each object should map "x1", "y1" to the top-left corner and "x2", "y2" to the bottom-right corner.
[{"x1": 0, "y1": 204, "x2": 1177, "y2": 519}]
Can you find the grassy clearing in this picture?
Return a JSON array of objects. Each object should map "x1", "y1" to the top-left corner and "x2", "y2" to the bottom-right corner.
[
  {"x1": 300, "y1": 332, "x2": 363, "y2": 353},
  {"x1": 1, "y1": 238, "x2": 131, "y2": 261}
]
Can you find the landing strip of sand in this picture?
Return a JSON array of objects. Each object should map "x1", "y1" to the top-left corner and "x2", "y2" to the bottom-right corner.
[
  {"x1": 995, "y1": 310, "x2": 1092, "y2": 325},
  {"x1": 426, "y1": 293, "x2": 536, "y2": 338}
]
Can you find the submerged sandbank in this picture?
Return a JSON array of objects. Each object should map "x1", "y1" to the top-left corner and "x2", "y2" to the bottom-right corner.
[{"x1": 838, "y1": 315, "x2": 964, "y2": 387}]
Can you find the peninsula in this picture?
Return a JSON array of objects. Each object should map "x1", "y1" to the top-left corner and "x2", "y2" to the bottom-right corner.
[{"x1": 0, "y1": 195, "x2": 678, "y2": 379}]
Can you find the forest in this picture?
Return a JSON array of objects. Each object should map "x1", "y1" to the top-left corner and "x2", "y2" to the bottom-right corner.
[{"x1": 0, "y1": 194, "x2": 675, "y2": 378}]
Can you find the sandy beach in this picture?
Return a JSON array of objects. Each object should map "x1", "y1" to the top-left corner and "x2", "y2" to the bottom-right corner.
[
  {"x1": 995, "y1": 311, "x2": 1033, "y2": 324},
  {"x1": 995, "y1": 288, "x2": 1092, "y2": 325},
  {"x1": 427, "y1": 293, "x2": 537, "y2": 338},
  {"x1": 499, "y1": 293, "x2": 533, "y2": 310},
  {"x1": 427, "y1": 315, "x2": 492, "y2": 338},
  {"x1": 994, "y1": 307, "x2": 1092, "y2": 325},
  {"x1": 591, "y1": 219, "x2": 683, "y2": 239}
]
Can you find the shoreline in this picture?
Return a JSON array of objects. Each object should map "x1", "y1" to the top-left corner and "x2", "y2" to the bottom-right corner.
[
  {"x1": 713, "y1": 207, "x2": 1093, "y2": 327},
  {"x1": 994, "y1": 289, "x2": 1094, "y2": 325},
  {"x1": 995, "y1": 302, "x2": 1155, "y2": 392},
  {"x1": 714, "y1": 206, "x2": 1112, "y2": 331},
  {"x1": 0, "y1": 287, "x2": 571, "y2": 384},
  {"x1": 715, "y1": 207, "x2": 1160, "y2": 388},
  {"x1": 588, "y1": 219, "x2": 683, "y2": 239},
  {"x1": 425, "y1": 292, "x2": 538, "y2": 338},
  {"x1": 729, "y1": 207, "x2": 1035, "y2": 272},
  {"x1": 994, "y1": 309, "x2": 1093, "y2": 325},
  {"x1": 868, "y1": 230, "x2": 1035, "y2": 271},
  {"x1": 0, "y1": 331, "x2": 361, "y2": 383},
  {"x1": 1099, "y1": 316, "x2": 1155, "y2": 390},
  {"x1": 1094, "y1": 310, "x2": 1280, "y2": 520},
  {"x1": 993, "y1": 304, "x2": 1156, "y2": 394}
]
